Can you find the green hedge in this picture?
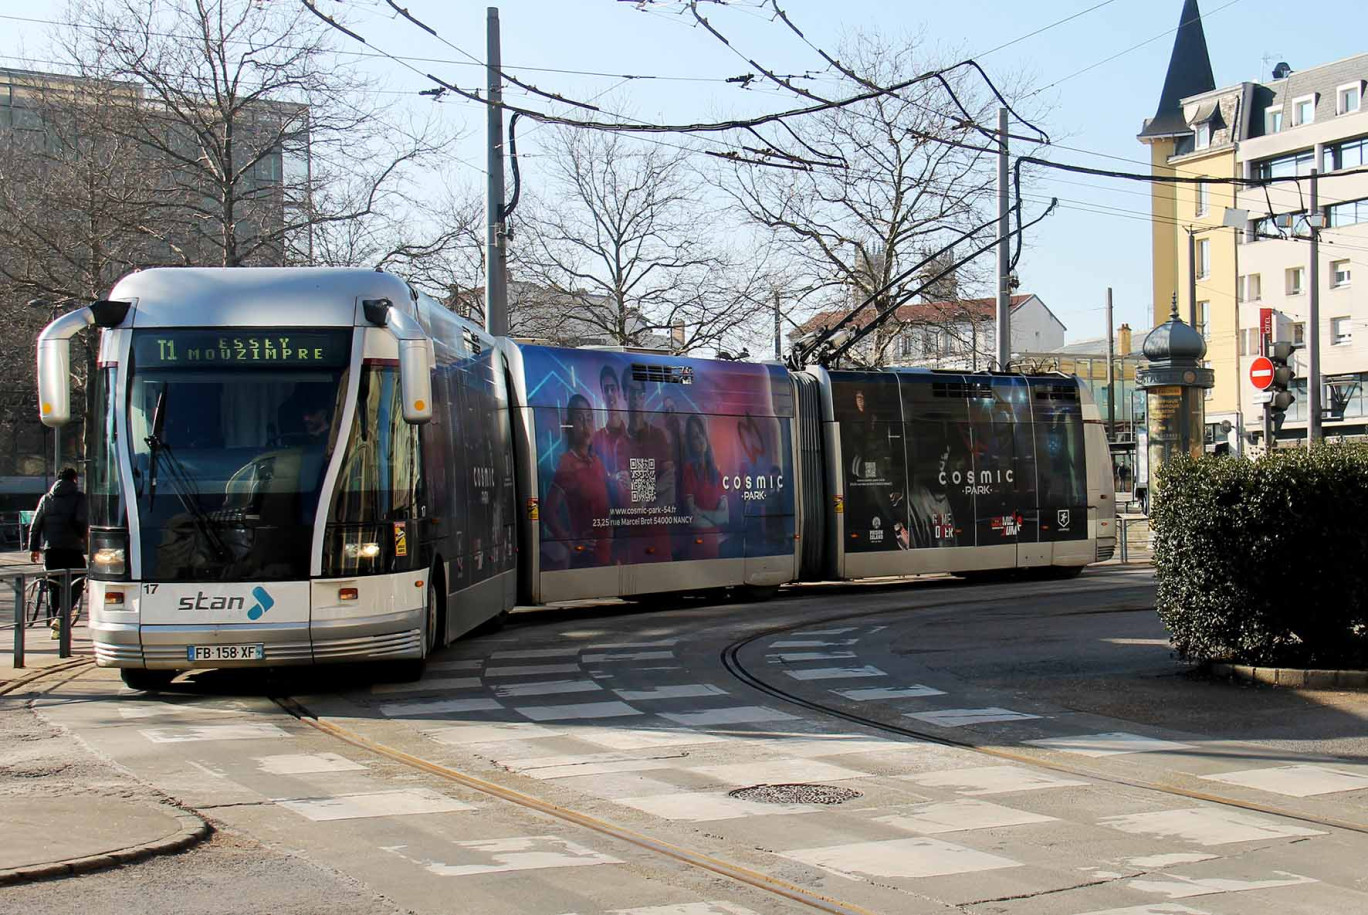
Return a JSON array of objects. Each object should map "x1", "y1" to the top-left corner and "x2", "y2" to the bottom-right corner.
[{"x1": 1153, "y1": 444, "x2": 1368, "y2": 668}]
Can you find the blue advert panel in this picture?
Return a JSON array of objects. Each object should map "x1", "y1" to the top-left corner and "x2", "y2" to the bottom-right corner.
[{"x1": 519, "y1": 346, "x2": 796, "y2": 572}]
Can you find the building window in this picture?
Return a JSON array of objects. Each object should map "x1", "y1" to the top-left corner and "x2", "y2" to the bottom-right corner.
[
  {"x1": 1338, "y1": 83, "x2": 1362, "y2": 116},
  {"x1": 1292, "y1": 322, "x2": 1306, "y2": 346},
  {"x1": 1196, "y1": 301, "x2": 1209, "y2": 340},
  {"x1": 1327, "y1": 198, "x2": 1368, "y2": 228},
  {"x1": 1292, "y1": 94, "x2": 1317, "y2": 127},
  {"x1": 1266, "y1": 106, "x2": 1283, "y2": 134},
  {"x1": 1286, "y1": 266, "x2": 1305, "y2": 295},
  {"x1": 1332, "y1": 317, "x2": 1352, "y2": 346},
  {"x1": 1195, "y1": 182, "x2": 1209, "y2": 216},
  {"x1": 1195, "y1": 123, "x2": 1211, "y2": 149},
  {"x1": 1254, "y1": 149, "x2": 1314, "y2": 180},
  {"x1": 1332, "y1": 260, "x2": 1352, "y2": 288},
  {"x1": 1239, "y1": 273, "x2": 1262, "y2": 302},
  {"x1": 923, "y1": 328, "x2": 942, "y2": 357},
  {"x1": 1325, "y1": 136, "x2": 1367, "y2": 171},
  {"x1": 1195, "y1": 238, "x2": 1210, "y2": 278}
]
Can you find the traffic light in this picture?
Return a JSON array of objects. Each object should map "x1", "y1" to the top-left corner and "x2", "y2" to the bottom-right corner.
[{"x1": 1268, "y1": 340, "x2": 1296, "y2": 431}]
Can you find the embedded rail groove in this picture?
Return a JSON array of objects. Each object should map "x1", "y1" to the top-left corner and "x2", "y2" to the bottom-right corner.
[
  {"x1": 272, "y1": 695, "x2": 880, "y2": 915},
  {"x1": 0, "y1": 657, "x2": 96, "y2": 696},
  {"x1": 720, "y1": 612, "x2": 1368, "y2": 838}
]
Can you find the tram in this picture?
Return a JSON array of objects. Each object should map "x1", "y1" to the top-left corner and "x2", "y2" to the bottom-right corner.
[{"x1": 36, "y1": 268, "x2": 1113, "y2": 689}]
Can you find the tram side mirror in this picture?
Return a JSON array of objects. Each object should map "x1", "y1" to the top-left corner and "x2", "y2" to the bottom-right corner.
[
  {"x1": 36, "y1": 307, "x2": 97, "y2": 428},
  {"x1": 397, "y1": 337, "x2": 434, "y2": 425},
  {"x1": 363, "y1": 297, "x2": 433, "y2": 425}
]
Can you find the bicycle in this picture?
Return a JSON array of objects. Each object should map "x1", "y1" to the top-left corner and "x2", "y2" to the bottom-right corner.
[{"x1": 25, "y1": 571, "x2": 86, "y2": 631}]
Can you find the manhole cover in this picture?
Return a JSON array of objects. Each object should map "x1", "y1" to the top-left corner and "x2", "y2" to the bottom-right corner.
[{"x1": 727, "y1": 783, "x2": 862, "y2": 805}]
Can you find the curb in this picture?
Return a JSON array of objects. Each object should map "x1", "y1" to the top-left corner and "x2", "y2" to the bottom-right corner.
[
  {"x1": 1210, "y1": 662, "x2": 1368, "y2": 690},
  {"x1": 0, "y1": 808, "x2": 212, "y2": 885}
]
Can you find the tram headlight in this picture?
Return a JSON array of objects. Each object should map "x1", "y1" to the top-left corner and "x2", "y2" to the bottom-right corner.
[
  {"x1": 89, "y1": 530, "x2": 129, "y2": 579},
  {"x1": 343, "y1": 542, "x2": 382, "y2": 560}
]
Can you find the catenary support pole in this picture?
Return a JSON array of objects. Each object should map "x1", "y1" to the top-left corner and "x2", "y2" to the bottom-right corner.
[
  {"x1": 1106, "y1": 287, "x2": 1116, "y2": 442},
  {"x1": 1308, "y1": 167, "x2": 1322, "y2": 446},
  {"x1": 773, "y1": 290, "x2": 782, "y2": 360},
  {"x1": 1187, "y1": 229, "x2": 1198, "y2": 327},
  {"x1": 484, "y1": 7, "x2": 509, "y2": 338},
  {"x1": 995, "y1": 107, "x2": 1010, "y2": 370}
]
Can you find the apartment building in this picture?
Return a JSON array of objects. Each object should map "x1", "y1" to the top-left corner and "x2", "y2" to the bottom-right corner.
[
  {"x1": 1234, "y1": 55, "x2": 1368, "y2": 442},
  {"x1": 1140, "y1": 1, "x2": 1368, "y2": 447}
]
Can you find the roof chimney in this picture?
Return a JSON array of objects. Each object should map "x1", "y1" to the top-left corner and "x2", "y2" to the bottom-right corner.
[
  {"x1": 1272, "y1": 61, "x2": 1292, "y2": 80},
  {"x1": 1118, "y1": 323, "x2": 1133, "y2": 356}
]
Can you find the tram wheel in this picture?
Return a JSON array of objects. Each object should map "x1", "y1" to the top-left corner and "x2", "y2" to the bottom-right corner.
[
  {"x1": 120, "y1": 668, "x2": 178, "y2": 692},
  {"x1": 736, "y1": 584, "x2": 780, "y2": 602}
]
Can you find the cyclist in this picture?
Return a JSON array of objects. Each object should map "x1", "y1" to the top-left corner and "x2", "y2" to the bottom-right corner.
[{"x1": 27, "y1": 467, "x2": 88, "y2": 636}]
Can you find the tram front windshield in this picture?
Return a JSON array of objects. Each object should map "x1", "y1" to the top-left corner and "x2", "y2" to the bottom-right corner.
[{"x1": 126, "y1": 329, "x2": 351, "y2": 582}]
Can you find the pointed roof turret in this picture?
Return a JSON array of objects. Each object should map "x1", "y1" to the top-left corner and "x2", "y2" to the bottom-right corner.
[{"x1": 1139, "y1": 0, "x2": 1216, "y2": 140}]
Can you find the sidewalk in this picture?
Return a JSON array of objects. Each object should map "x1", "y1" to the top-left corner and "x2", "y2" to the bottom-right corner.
[{"x1": 0, "y1": 630, "x2": 208, "y2": 885}]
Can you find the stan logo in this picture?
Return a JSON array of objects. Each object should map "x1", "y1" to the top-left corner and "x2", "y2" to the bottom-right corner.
[
  {"x1": 178, "y1": 586, "x2": 274, "y2": 620},
  {"x1": 1056, "y1": 509, "x2": 1071, "y2": 531},
  {"x1": 246, "y1": 587, "x2": 275, "y2": 621}
]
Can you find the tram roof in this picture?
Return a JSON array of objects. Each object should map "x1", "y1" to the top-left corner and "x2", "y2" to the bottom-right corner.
[{"x1": 108, "y1": 267, "x2": 417, "y2": 329}]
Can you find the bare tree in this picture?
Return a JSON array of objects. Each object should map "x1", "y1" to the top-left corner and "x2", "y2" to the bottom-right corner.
[
  {"x1": 311, "y1": 180, "x2": 487, "y2": 303},
  {"x1": 516, "y1": 127, "x2": 773, "y2": 353},
  {"x1": 60, "y1": 0, "x2": 453, "y2": 268},
  {"x1": 717, "y1": 31, "x2": 1031, "y2": 367}
]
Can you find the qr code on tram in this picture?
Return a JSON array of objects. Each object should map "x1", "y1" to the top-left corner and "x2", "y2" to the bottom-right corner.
[{"x1": 630, "y1": 457, "x2": 656, "y2": 503}]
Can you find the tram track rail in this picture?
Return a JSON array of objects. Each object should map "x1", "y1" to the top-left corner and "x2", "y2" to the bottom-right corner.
[
  {"x1": 0, "y1": 657, "x2": 95, "y2": 697},
  {"x1": 271, "y1": 694, "x2": 882, "y2": 915},
  {"x1": 720, "y1": 601, "x2": 1368, "y2": 839}
]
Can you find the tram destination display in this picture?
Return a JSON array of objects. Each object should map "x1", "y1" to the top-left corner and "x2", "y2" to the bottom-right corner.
[{"x1": 132, "y1": 329, "x2": 350, "y2": 368}]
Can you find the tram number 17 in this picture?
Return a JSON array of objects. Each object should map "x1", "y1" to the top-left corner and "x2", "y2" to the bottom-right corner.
[{"x1": 144, "y1": 584, "x2": 159, "y2": 595}]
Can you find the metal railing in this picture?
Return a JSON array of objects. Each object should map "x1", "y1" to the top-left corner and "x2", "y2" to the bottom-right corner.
[
  {"x1": 1117, "y1": 515, "x2": 1154, "y2": 564},
  {"x1": 2, "y1": 567, "x2": 84, "y2": 668}
]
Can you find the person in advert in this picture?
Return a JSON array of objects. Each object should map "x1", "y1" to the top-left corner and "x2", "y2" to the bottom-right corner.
[
  {"x1": 543, "y1": 394, "x2": 612, "y2": 567},
  {"x1": 592, "y1": 365, "x2": 629, "y2": 480},
  {"x1": 681, "y1": 414, "x2": 729, "y2": 560}
]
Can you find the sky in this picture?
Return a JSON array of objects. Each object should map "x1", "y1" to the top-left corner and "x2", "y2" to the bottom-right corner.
[{"x1": 3, "y1": 0, "x2": 1365, "y2": 343}]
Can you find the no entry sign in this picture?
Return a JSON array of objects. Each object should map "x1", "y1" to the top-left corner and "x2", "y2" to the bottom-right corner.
[{"x1": 1250, "y1": 355, "x2": 1275, "y2": 390}]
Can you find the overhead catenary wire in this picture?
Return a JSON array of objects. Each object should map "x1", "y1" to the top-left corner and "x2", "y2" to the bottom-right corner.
[{"x1": 1026, "y1": 0, "x2": 1247, "y2": 98}]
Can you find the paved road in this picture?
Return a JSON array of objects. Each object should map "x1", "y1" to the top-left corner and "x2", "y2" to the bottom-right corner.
[{"x1": 12, "y1": 566, "x2": 1368, "y2": 914}]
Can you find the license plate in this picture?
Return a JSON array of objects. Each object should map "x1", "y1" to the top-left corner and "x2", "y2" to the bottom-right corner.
[{"x1": 186, "y1": 643, "x2": 265, "y2": 662}]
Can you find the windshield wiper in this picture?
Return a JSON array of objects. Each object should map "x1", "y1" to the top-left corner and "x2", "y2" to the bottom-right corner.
[{"x1": 144, "y1": 389, "x2": 167, "y2": 503}]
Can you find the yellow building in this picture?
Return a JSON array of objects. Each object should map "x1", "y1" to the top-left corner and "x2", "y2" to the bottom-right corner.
[{"x1": 1138, "y1": 0, "x2": 1244, "y2": 452}]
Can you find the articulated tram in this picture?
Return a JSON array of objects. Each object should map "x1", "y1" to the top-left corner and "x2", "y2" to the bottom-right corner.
[{"x1": 37, "y1": 268, "x2": 1114, "y2": 689}]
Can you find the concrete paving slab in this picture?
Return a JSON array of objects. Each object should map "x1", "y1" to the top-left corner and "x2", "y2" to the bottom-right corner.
[
  {"x1": 903, "y1": 765, "x2": 1090, "y2": 795},
  {"x1": 874, "y1": 798, "x2": 1057, "y2": 834},
  {"x1": 783, "y1": 836, "x2": 1021, "y2": 879},
  {"x1": 1199, "y1": 764, "x2": 1368, "y2": 797},
  {"x1": 832, "y1": 684, "x2": 945, "y2": 700},
  {"x1": 275, "y1": 787, "x2": 475, "y2": 822},
  {"x1": 1097, "y1": 807, "x2": 1326, "y2": 846},
  {"x1": 1024, "y1": 732, "x2": 1195, "y2": 757},
  {"x1": 905, "y1": 707, "x2": 1042, "y2": 727}
]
